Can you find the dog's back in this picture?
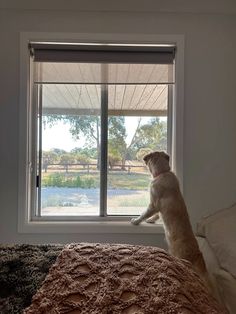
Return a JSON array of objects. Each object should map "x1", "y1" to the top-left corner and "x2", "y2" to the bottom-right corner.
[{"x1": 153, "y1": 171, "x2": 207, "y2": 274}]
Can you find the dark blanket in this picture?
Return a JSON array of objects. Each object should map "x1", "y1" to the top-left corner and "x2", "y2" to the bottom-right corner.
[{"x1": 0, "y1": 244, "x2": 63, "y2": 314}]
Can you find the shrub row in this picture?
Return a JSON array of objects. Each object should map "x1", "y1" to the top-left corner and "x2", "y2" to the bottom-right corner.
[{"x1": 42, "y1": 173, "x2": 98, "y2": 188}]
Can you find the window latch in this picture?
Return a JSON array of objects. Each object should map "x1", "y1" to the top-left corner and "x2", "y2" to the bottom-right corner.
[{"x1": 36, "y1": 175, "x2": 39, "y2": 188}]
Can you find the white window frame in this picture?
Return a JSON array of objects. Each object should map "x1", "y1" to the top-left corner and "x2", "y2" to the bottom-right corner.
[{"x1": 18, "y1": 32, "x2": 184, "y2": 234}]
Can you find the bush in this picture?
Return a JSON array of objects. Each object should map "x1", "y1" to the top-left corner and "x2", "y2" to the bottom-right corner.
[
  {"x1": 80, "y1": 175, "x2": 97, "y2": 188},
  {"x1": 43, "y1": 173, "x2": 64, "y2": 187},
  {"x1": 75, "y1": 175, "x2": 82, "y2": 187},
  {"x1": 74, "y1": 153, "x2": 90, "y2": 165},
  {"x1": 42, "y1": 173, "x2": 97, "y2": 188},
  {"x1": 108, "y1": 153, "x2": 122, "y2": 169}
]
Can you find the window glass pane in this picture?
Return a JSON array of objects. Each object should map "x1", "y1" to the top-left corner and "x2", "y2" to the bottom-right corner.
[
  {"x1": 107, "y1": 84, "x2": 168, "y2": 216},
  {"x1": 33, "y1": 56, "x2": 172, "y2": 218},
  {"x1": 38, "y1": 84, "x2": 101, "y2": 216}
]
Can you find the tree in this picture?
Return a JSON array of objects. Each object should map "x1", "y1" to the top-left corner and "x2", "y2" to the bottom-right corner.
[
  {"x1": 42, "y1": 150, "x2": 58, "y2": 173},
  {"x1": 131, "y1": 118, "x2": 167, "y2": 153},
  {"x1": 73, "y1": 152, "x2": 90, "y2": 169},
  {"x1": 108, "y1": 149, "x2": 122, "y2": 170},
  {"x1": 44, "y1": 115, "x2": 101, "y2": 168},
  {"x1": 124, "y1": 117, "x2": 142, "y2": 162},
  {"x1": 71, "y1": 147, "x2": 97, "y2": 159},
  {"x1": 108, "y1": 116, "x2": 127, "y2": 169},
  {"x1": 43, "y1": 115, "x2": 127, "y2": 169},
  {"x1": 68, "y1": 116, "x2": 101, "y2": 168},
  {"x1": 136, "y1": 147, "x2": 153, "y2": 162},
  {"x1": 50, "y1": 148, "x2": 66, "y2": 156},
  {"x1": 59, "y1": 153, "x2": 76, "y2": 173},
  {"x1": 43, "y1": 115, "x2": 167, "y2": 169}
]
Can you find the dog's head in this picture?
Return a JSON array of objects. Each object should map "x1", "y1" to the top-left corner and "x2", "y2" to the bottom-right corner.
[{"x1": 143, "y1": 151, "x2": 170, "y2": 177}]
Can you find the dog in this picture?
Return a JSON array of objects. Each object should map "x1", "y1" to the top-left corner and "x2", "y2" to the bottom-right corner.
[{"x1": 131, "y1": 151, "x2": 211, "y2": 290}]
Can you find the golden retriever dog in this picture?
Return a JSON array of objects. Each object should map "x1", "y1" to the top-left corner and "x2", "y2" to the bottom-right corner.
[{"x1": 131, "y1": 151, "x2": 211, "y2": 291}]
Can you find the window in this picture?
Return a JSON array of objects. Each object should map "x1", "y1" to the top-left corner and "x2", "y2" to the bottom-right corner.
[
  {"x1": 18, "y1": 33, "x2": 184, "y2": 234},
  {"x1": 27, "y1": 42, "x2": 175, "y2": 221}
]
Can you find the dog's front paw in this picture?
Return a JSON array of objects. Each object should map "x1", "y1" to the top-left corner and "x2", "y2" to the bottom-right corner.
[
  {"x1": 146, "y1": 213, "x2": 159, "y2": 224},
  {"x1": 131, "y1": 218, "x2": 140, "y2": 225}
]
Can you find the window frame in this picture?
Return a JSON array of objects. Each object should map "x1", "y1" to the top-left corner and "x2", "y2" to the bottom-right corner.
[{"x1": 18, "y1": 32, "x2": 184, "y2": 234}]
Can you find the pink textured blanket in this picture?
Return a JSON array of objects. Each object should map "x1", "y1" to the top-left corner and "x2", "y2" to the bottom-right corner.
[{"x1": 24, "y1": 243, "x2": 225, "y2": 314}]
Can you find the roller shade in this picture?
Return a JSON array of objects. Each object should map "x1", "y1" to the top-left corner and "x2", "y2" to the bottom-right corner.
[
  {"x1": 30, "y1": 42, "x2": 175, "y2": 64},
  {"x1": 30, "y1": 42, "x2": 175, "y2": 115},
  {"x1": 30, "y1": 42, "x2": 175, "y2": 85}
]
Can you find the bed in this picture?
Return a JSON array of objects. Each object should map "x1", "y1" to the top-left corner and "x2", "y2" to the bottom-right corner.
[{"x1": 0, "y1": 242, "x2": 226, "y2": 314}]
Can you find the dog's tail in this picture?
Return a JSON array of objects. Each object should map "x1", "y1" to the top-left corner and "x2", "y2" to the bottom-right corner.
[
  {"x1": 194, "y1": 253, "x2": 227, "y2": 311},
  {"x1": 193, "y1": 252, "x2": 212, "y2": 288}
]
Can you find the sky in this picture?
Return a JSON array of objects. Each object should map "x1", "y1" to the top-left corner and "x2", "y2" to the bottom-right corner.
[{"x1": 42, "y1": 117, "x2": 152, "y2": 152}]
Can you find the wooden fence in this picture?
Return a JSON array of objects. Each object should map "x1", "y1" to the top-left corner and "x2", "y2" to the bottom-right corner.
[{"x1": 42, "y1": 163, "x2": 147, "y2": 174}]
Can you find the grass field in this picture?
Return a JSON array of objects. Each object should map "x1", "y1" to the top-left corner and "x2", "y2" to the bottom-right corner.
[
  {"x1": 41, "y1": 169, "x2": 151, "y2": 213},
  {"x1": 42, "y1": 171, "x2": 151, "y2": 190}
]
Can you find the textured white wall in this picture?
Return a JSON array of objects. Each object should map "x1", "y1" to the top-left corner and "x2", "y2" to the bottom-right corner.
[{"x1": 0, "y1": 1, "x2": 236, "y2": 244}]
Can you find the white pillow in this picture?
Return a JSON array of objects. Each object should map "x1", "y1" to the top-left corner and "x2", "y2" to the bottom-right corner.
[
  {"x1": 215, "y1": 269, "x2": 236, "y2": 314},
  {"x1": 197, "y1": 203, "x2": 236, "y2": 278},
  {"x1": 197, "y1": 237, "x2": 224, "y2": 305}
]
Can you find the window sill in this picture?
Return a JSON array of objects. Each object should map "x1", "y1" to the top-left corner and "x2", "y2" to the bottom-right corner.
[{"x1": 18, "y1": 220, "x2": 164, "y2": 234}]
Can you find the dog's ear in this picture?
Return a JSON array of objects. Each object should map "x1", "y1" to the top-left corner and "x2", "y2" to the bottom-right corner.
[
  {"x1": 143, "y1": 153, "x2": 152, "y2": 164},
  {"x1": 162, "y1": 152, "x2": 170, "y2": 162}
]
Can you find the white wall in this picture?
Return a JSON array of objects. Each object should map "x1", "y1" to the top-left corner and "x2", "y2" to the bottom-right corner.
[{"x1": 0, "y1": 1, "x2": 236, "y2": 245}]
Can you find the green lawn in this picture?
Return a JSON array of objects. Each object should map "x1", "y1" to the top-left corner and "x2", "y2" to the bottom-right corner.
[{"x1": 108, "y1": 173, "x2": 150, "y2": 190}]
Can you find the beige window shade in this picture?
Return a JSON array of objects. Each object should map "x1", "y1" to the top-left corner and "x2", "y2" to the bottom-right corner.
[
  {"x1": 33, "y1": 62, "x2": 174, "y2": 85},
  {"x1": 31, "y1": 43, "x2": 175, "y2": 114}
]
